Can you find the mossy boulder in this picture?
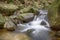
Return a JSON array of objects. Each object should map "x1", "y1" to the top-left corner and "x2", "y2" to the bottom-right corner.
[
  {"x1": 0, "y1": 3, "x2": 19, "y2": 16},
  {"x1": 19, "y1": 6, "x2": 32, "y2": 13}
]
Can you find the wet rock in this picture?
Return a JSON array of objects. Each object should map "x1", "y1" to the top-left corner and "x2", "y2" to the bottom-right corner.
[
  {"x1": 17, "y1": 13, "x2": 34, "y2": 23},
  {"x1": 0, "y1": 3, "x2": 19, "y2": 16},
  {"x1": 4, "y1": 18, "x2": 17, "y2": 31}
]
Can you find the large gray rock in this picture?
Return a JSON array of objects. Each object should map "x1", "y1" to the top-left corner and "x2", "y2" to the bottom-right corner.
[{"x1": 17, "y1": 13, "x2": 34, "y2": 22}]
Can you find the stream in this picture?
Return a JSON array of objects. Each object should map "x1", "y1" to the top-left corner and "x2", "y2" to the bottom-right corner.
[{"x1": 14, "y1": 9, "x2": 51, "y2": 40}]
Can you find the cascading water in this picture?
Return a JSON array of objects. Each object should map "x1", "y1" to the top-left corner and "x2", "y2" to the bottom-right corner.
[{"x1": 15, "y1": 9, "x2": 51, "y2": 40}]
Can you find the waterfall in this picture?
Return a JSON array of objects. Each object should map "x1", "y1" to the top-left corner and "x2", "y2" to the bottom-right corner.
[{"x1": 15, "y1": 9, "x2": 51, "y2": 40}]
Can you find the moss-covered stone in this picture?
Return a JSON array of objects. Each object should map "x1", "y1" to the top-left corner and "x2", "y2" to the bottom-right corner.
[
  {"x1": 19, "y1": 6, "x2": 32, "y2": 13},
  {"x1": 0, "y1": 3, "x2": 18, "y2": 10},
  {"x1": 0, "y1": 3, "x2": 19, "y2": 16}
]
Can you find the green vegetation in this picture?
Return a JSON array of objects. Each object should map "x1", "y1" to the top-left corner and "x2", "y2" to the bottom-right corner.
[
  {"x1": 0, "y1": 0, "x2": 60, "y2": 40},
  {"x1": 48, "y1": 0, "x2": 60, "y2": 27}
]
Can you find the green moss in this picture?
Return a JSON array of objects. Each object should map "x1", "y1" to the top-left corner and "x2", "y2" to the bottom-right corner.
[
  {"x1": 0, "y1": 3, "x2": 18, "y2": 10},
  {"x1": 48, "y1": 0, "x2": 60, "y2": 26}
]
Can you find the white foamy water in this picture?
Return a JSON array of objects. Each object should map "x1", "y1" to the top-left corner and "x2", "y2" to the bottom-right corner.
[{"x1": 15, "y1": 9, "x2": 51, "y2": 40}]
